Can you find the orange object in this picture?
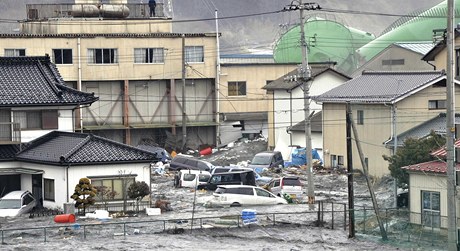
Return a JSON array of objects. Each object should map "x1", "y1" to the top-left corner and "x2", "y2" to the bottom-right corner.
[
  {"x1": 54, "y1": 214, "x2": 76, "y2": 223},
  {"x1": 200, "y1": 147, "x2": 212, "y2": 156}
]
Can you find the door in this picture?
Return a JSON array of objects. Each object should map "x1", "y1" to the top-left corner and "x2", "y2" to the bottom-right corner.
[{"x1": 32, "y1": 174, "x2": 43, "y2": 207}]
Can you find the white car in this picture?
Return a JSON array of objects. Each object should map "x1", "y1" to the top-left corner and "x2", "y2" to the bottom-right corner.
[
  {"x1": 267, "y1": 176, "x2": 303, "y2": 201},
  {"x1": 174, "y1": 169, "x2": 211, "y2": 188},
  {"x1": 0, "y1": 190, "x2": 37, "y2": 217},
  {"x1": 206, "y1": 185, "x2": 287, "y2": 207}
]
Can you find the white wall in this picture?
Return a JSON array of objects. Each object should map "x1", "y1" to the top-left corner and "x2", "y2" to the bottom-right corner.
[
  {"x1": 9, "y1": 162, "x2": 151, "y2": 209},
  {"x1": 273, "y1": 72, "x2": 346, "y2": 152}
]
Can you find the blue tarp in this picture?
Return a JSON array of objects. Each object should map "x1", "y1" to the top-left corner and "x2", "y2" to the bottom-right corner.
[{"x1": 291, "y1": 148, "x2": 323, "y2": 166}]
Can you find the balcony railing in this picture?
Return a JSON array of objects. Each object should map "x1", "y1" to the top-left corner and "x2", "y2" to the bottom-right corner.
[
  {"x1": 26, "y1": 3, "x2": 170, "y2": 20},
  {"x1": 0, "y1": 122, "x2": 21, "y2": 144}
]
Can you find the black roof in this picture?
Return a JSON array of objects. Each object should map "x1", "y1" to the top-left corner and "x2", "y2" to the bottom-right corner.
[
  {"x1": 0, "y1": 56, "x2": 98, "y2": 107},
  {"x1": 16, "y1": 131, "x2": 161, "y2": 165},
  {"x1": 0, "y1": 145, "x2": 20, "y2": 161}
]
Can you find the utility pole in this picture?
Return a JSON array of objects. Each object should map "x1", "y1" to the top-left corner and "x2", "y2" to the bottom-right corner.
[
  {"x1": 215, "y1": 9, "x2": 221, "y2": 146},
  {"x1": 446, "y1": 0, "x2": 457, "y2": 250},
  {"x1": 181, "y1": 34, "x2": 187, "y2": 151},
  {"x1": 346, "y1": 103, "x2": 355, "y2": 238},
  {"x1": 284, "y1": 0, "x2": 320, "y2": 208}
]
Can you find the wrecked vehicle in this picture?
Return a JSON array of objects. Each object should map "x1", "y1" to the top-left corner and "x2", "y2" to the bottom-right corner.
[
  {"x1": 197, "y1": 170, "x2": 256, "y2": 191},
  {"x1": 174, "y1": 169, "x2": 211, "y2": 188},
  {"x1": 266, "y1": 176, "x2": 303, "y2": 200},
  {"x1": 248, "y1": 151, "x2": 284, "y2": 173},
  {"x1": 169, "y1": 155, "x2": 214, "y2": 172},
  {"x1": 205, "y1": 185, "x2": 287, "y2": 207}
]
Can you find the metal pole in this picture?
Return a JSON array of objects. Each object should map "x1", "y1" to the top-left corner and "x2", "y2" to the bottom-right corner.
[
  {"x1": 215, "y1": 10, "x2": 221, "y2": 146},
  {"x1": 346, "y1": 103, "x2": 355, "y2": 238},
  {"x1": 181, "y1": 34, "x2": 187, "y2": 151},
  {"x1": 392, "y1": 105, "x2": 398, "y2": 209},
  {"x1": 446, "y1": 0, "x2": 457, "y2": 250}
]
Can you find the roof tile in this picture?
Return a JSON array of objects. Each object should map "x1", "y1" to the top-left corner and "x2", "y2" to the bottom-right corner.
[{"x1": 0, "y1": 56, "x2": 98, "y2": 107}]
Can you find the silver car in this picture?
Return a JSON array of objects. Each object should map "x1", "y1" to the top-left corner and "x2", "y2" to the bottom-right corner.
[{"x1": 0, "y1": 190, "x2": 37, "y2": 217}]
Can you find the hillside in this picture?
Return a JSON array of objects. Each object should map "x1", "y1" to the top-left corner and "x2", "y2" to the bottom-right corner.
[{"x1": 0, "y1": 0, "x2": 445, "y2": 53}]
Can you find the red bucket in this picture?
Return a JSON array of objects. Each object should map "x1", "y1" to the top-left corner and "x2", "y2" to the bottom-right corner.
[
  {"x1": 199, "y1": 147, "x2": 212, "y2": 156},
  {"x1": 54, "y1": 214, "x2": 76, "y2": 223}
]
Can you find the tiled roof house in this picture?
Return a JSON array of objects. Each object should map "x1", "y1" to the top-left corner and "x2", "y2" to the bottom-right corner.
[
  {"x1": 0, "y1": 56, "x2": 160, "y2": 210},
  {"x1": 314, "y1": 70, "x2": 460, "y2": 177}
]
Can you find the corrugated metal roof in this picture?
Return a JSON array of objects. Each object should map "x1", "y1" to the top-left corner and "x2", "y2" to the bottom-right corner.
[
  {"x1": 402, "y1": 160, "x2": 460, "y2": 174},
  {"x1": 314, "y1": 71, "x2": 445, "y2": 103},
  {"x1": 394, "y1": 41, "x2": 435, "y2": 55},
  {"x1": 220, "y1": 54, "x2": 276, "y2": 64},
  {"x1": 430, "y1": 139, "x2": 460, "y2": 157}
]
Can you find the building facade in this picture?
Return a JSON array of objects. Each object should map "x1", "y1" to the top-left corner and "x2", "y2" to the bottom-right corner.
[{"x1": 0, "y1": 2, "x2": 218, "y2": 151}]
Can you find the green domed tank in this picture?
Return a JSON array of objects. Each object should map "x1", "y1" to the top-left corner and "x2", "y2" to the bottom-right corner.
[
  {"x1": 358, "y1": 0, "x2": 460, "y2": 61},
  {"x1": 273, "y1": 17, "x2": 375, "y2": 74}
]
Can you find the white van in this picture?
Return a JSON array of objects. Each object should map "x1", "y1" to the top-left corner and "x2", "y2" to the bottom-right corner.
[{"x1": 174, "y1": 170, "x2": 211, "y2": 188}]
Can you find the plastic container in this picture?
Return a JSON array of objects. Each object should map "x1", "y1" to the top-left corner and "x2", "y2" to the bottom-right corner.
[
  {"x1": 199, "y1": 147, "x2": 212, "y2": 156},
  {"x1": 241, "y1": 209, "x2": 257, "y2": 225},
  {"x1": 54, "y1": 214, "x2": 76, "y2": 223}
]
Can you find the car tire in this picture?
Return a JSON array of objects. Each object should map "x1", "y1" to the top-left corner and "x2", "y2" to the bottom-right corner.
[{"x1": 230, "y1": 202, "x2": 241, "y2": 207}]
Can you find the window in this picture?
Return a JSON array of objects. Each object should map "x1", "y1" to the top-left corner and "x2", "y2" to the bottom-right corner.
[
  {"x1": 382, "y1": 59, "x2": 405, "y2": 66},
  {"x1": 88, "y1": 48, "x2": 118, "y2": 64},
  {"x1": 421, "y1": 191, "x2": 440, "y2": 228},
  {"x1": 134, "y1": 48, "x2": 164, "y2": 63},
  {"x1": 428, "y1": 100, "x2": 446, "y2": 110},
  {"x1": 185, "y1": 46, "x2": 204, "y2": 63},
  {"x1": 357, "y1": 110, "x2": 364, "y2": 125},
  {"x1": 456, "y1": 49, "x2": 460, "y2": 76},
  {"x1": 44, "y1": 179, "x2": 55, "y2": 201},
  {"x1": 331, "y1": 155, "x2": 337, "y2": 168},
  {"x1": 228, "y1": 81, "x2": 246, "y2": 96},
  {"x1": 5, "y1": 49, "x2": 25, "y2": 57},
  {"x1": 91, "y1": 176, "x2": 135, "y2": 201},
  {"x1": 53, "y1": 49, "x2": 73, "y2": 64},
  {"x1": 255, "y1": 187, "x2": 273, "y2": 197},
  {"x1": 13, "y1": 110, "x2": 58, "y2": 130},
  {"x1": 337, "y1": 155, "x2": 344, "y2": 166}
]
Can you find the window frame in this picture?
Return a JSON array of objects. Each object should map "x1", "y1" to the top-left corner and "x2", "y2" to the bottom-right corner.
[
  {"x1": 382, "y1": 59, "x2": 405, "y2": 66},
  {"x1": 185, "y1": 46, "x2": 204, "y2": 63},
  {"x1": 87, "y1": 48, "x2": 118, "y2": 64},
  {"x1": 134, "y1": 48, "x2": 164, "y2": 64},
  {"x1": 53, "y1": 49, "x2": 73, "y2": 65},
  {"x1": 421, "y1": 190, "x2": 440, "y2": 228},
  {"x1": 44, "y1": 178, "x2": 55, "y2": 201},
  {"x1": 428, "y1": 100, "x2": 447, "y2": 110},
  {"x1": 228, "y1": 81, "x2": 247, "y2": 96},
  {"x1": 90, "y1": 176, "x2": 135, "y2": 201},
  {"x1": 357, "y1": 110, "x2": 364, "y2": 125},
  {"x1": 5, "y1": 48, "x2": 26, "y2": 57},
  {"x1": 13, "y1": 110, "x2": 58, "y2": 130}
]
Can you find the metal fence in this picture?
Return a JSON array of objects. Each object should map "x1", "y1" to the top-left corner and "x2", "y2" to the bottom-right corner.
[
  {"x1": 0, "y1": 201, "x2": 453, "y2": 250},
  {"x1": 1, "y1": 201, "x2": 349, "y2": 245},
  {"x1": 353, "y1": 206, "x2": 449, "y2": 249}
]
